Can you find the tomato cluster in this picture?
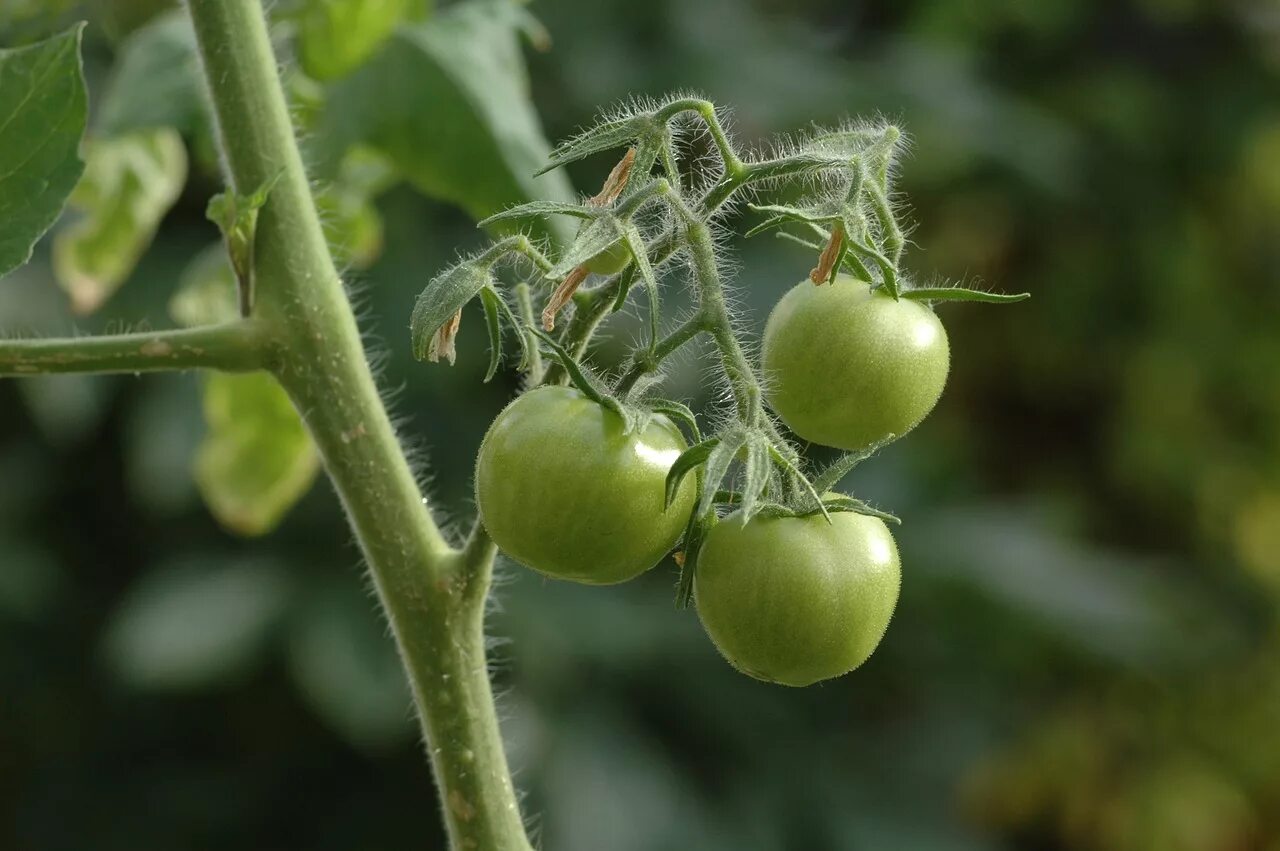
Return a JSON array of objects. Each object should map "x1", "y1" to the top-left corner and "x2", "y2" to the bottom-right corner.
[{"x1": 472, "y1": 274, "x2": 951, "y2": 687}]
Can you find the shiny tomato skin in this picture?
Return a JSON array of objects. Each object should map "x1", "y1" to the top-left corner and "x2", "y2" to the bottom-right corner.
[
  {"x1": 475, "y1": 386, "x2": 695, "y2": 585},
  {"x1": 695, "y1": 508, "x2": 901, "y2": 686},
  {"x1": 763, "y1": 275, "x2": 950, "y2": 451}
]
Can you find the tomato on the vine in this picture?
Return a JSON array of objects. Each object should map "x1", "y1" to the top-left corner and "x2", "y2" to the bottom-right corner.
[
  {"x1": 763, "y1": 275, "x2": 950, "y2": 451},
  {"x1": 475, "y1": 386, "x2": 695, "y2": 585},
  {"x1": 694, "y1": 507, "x2": 901, "y2": 686},
  {"x1": 583, "y1": 239, "x2": 631, "y2": 276}
]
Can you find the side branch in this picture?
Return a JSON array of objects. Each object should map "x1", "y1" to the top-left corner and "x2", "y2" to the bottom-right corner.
[{"x1": 0, "y1": 322, "x2": 266, "y2": 377}]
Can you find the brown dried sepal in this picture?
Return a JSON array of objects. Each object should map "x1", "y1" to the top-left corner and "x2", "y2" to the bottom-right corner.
[
  {"x1": 589, "y1": 147, "x2": 636, "y2": 207},
  {"x1": 541, "y1": 265, "x2": 590, "y2": 331},
  {"x1": 809, "y1": 224, "x2": 845, "y2": 285},
  {"x1": 428, "y1": 309, "x2": 463, "y2": 365}
]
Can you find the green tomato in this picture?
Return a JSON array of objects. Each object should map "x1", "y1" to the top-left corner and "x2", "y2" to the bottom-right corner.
[
  {"x1": 584, "y1": 238, "x2": 631, "y2": 276},
  {"x1": 475, "y1": 386, "x2": 695, "y2": 585},
  {"x1": 695, "y1": 507, "x2": 900, "y2": 686},
  {"x1": 762, "y1": 275, "x2": 950, "y2": 450}
]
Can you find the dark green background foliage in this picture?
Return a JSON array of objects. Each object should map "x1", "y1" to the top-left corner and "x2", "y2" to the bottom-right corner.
[{"x1": 3, "y1": 0, "x2": 1279, "y2": 848}]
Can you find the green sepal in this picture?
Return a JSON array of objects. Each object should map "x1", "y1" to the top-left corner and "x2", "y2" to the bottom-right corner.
[
  {"x1": 738, "y1": 435, "x2": 772, "y2": 523},
  {"x1": 665, "y1": 437, "x2": 719, "y2": 509},
  {"x1": 811, "y1": 433, "x2": 897, "y2": 494},
  {"x1": 622, "y1": 223, "x2": 660, "y2": 352},
  {"x1": 765, "y1": 442, "x2": 829, "y2": 523},
  {"x1": 410, "y1": 259, "x2": 495, "y2": 361},
  {"x1": 818, "y1": 494, "x2": 901, "y2": 525},
  {"x1": 902, "y1": 287, "x2": 1030, "y2": 304},
  {"x1": 536, "y1": 113, "x2": 656, "y2": 176},
  {"x1": 698, "y1": 428, "x2": 749, "y2": 517},
  {"x1": 646, "y1": 399, "x2": 700, "y2": 443},
  {"x1": 206, "y1": 170, "x2": 283, "y2": 316},
  {"x1": 610, "y1": 264, "x2": 638, "y2": 313},
  {"x1": 479, "y1": 286, "x2": 530, "y2": 372},
  {"x1": 478, "y1": 287, "x2": 503, "y2": 382},
  {"x1": 674, "y1": 509, "x2": 713, "y2": 610},
  {"x1": 529, "y1": 328, "x2": 631, "y2": 429},
  {"x1": 477, "y1": 199, "x2": 596, "y2": 227}
]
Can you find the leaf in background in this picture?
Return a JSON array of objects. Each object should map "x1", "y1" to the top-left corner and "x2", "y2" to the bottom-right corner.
[
  {"x1": 287, "y1": 580, "x2": 414, "y2": 753},
  {"x1": 96, "y1": 11, "x2": 207, "y2": 138},
  {"x1": 0, "y1": 24, "x2": 87, "y2": 279},
  {"x1": 297, "y1": 0, "x2": 425, "y2": 82},
  {"x1": 101, "y1": 556, "x2": 290, "y2": 691},
  {"x1": 168, "y1": 243, "x2": 239, "y2": 328},
  {"x1": 195, "y1": 372, "x2": 320, "y2": 537},
  {"x1": 52, "y1": 127, "x2": 187, "y2": 313},
  {"x1": 315, "y1": 145, "x2": 396, "y2": 269},
  {"x1": 318, "y1": 0, "x2": 575, "y2": 245},
  {"x1": 17, "y1": 373, "x2": 115, "y2": 446}
]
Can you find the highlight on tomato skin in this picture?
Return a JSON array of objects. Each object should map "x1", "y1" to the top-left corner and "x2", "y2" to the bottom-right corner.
[
  {"x1": 762, "y1": 275, "x2": 950, "y2": 452},
  {"x1": 475, "y1": 385, "x2": 696, "y2": 585},
  {"x1": 694, "y1": 506, "x2": 901, "y2": 687}
]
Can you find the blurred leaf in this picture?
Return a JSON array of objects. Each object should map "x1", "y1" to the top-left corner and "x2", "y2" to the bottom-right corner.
[
  {"x1": 52, "y1": 128, "x2": 188, "y2": 313},
  {"x1": 169, "y1": 243, "x2": 239, "y2": 328},
  {"x1": 315, "y1": 146, "x2": 396, "y2": 268},
  {"x1": 96, "y1": 11, "x2": 207, "y2": 138},
  {"x1": 17, "y1": 373, "x2": 115, "y2": 446},
  {"x1": 195, "y1": 372, "x2": 320, "y2": 537},
  {"x1": 0, "y1": 24, "x2": 87, "y2": 279},
  {"x1": 287, "y1": 580, "x2": 414, "y2": 752},
  {"x1": 317, "y1": 0, "x2": 575, "y2": 245},
  {"x1": 101, "y1": 556, "x2": 290, "y2": 690},
  {"x1": 297, "y1": 0, "x2": 424, "y2": 82}
]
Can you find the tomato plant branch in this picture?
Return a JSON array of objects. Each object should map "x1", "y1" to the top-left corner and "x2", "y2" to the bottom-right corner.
[
  {"x1": 184, "y1": 1, "x2": 531, "y2": 849},
  {"x1": 0, "y1": 322, "x2": 266, "y2": 376}
]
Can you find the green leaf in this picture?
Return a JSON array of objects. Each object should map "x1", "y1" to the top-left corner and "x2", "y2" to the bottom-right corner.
[
  {"x1": 52, "y1": 128, "x2": 187, "y2": 313},
  {"x1": 0, "y1": 25, "x2": 87, "y2": 280},
  {"x1": 195, "y1": 372, "x2": 320, "y2": 537},
  {"x1": 297, "y1": 0, "x2": 420, "y2": 82},
  {"x1": 902, "y1": 286, "x2": 1031, "y2": 304},
  {"x1": 96, "y1": 11, "x2": 208, "y2": 138},
  {"x1": 169, "y1": 243, "x2": 239, "y2": 328},
  {"x1": 206, "y1": 170, "x2": 283, "y2": 315},
  {"x1": 410, "y1": 260, "x2": 494, "y2": 361},
  {"x1": 318, "y1": 0, "x2": 575, "y2": 245},
  {"x1": 101, "y1": 556, "x2": 290, "y2": 691}
]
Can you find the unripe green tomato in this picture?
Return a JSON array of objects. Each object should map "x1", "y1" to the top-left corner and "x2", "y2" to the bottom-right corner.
[
  {"x1": 763, "y1": 275, "x2": 950, "y2": 451},
  {"x1": 695, "y1": 507, "x2": 900, "y2": 686},
  {"x1": 584, "y1": 239, "x2": 631, "y2": 276},
  {"x1": 475, "y1": 386, "x2": 695, "y2": 585}
]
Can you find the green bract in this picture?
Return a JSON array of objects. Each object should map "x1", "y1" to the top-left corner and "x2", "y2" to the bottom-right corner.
[
  {"x1": 475, "y1": 386, "x2": 696, "y2": 584},
  {"x1": 695, "y1": 507, "x2": 901, "y2": 686},
  {"x1": 763, "y1": 275, "x2": 950, "y2": 451}
]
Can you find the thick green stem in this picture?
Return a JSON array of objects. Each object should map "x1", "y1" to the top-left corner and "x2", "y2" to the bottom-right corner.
[
  {"x1": 615, "y1": 313, "x2": 707, "y2": 397},
  {"x1": 184, "y1": 1, "x2": 530, "y2": 849},
  {"x1": 0, "y1": 322, "x2": 265, "y2": 376}
]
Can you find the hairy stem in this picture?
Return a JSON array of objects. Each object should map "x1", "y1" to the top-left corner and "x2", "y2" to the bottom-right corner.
[
  {"x1": 615, "y1": 313, "x2": 707, "y2": 397},
  {"x1": 0, "y1": 322, "x2": 265, "y2": 376},
  {"x1": 185, "y1": 1, "x2": 530, "y2": 849}
]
